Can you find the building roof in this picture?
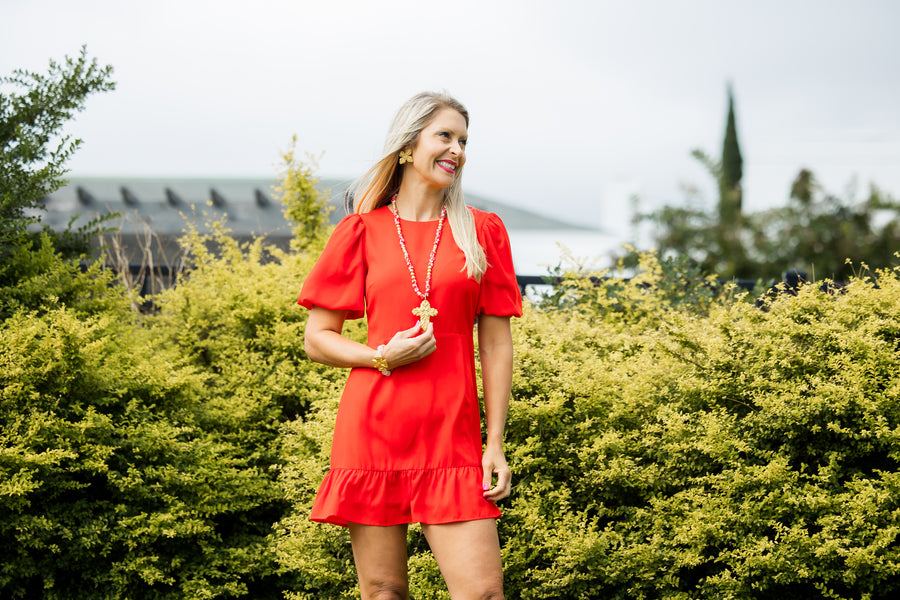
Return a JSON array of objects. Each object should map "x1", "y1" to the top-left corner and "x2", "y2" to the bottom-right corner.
[{"x1": 41, "y1": 177, "x2": 588, "y2": 238}]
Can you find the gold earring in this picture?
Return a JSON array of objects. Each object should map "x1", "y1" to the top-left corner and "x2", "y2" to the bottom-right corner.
[{"x1": 399, "y1": 149, "x2": 412, "y2": 165}]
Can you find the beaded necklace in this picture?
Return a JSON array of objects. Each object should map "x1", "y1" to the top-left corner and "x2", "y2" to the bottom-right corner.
[{"x1": 390, "y1": 195, "x2": 446, "y2": 330}]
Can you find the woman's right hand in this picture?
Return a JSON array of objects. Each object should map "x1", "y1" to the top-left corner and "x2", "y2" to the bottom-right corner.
[{"x1": 381, "y1": 322, "x2": 436, "y2": 369}]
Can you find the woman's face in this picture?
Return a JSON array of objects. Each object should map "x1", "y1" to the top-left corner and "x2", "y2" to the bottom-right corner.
[{"x1": 406, "y1": 107, "x2": 468, "y2": 189}]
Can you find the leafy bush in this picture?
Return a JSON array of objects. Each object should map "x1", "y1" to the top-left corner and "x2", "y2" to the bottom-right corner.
[
  {"x1": 498, "y1": 260, "x2": 900, "y2": 599},
  {"x1": 275, "y1": 255, "x2": 900, "y2": 599},
  {"x1": 274, "y1": 137, "x2": 334, "y2": 252},
  {"x1": 0, "y1": 307, "x2": 285, "y2": 599},
  {"x1": 5, "y1": 54, "x2": 898, "y2": 597},
  {"x1": 1, "y1": 47, "x2": 355, "y2": 600},
  {"x1": 274, "y1": 397, "x2": 357, "y2": 600},
  {"x1": 0, "y1": 230, "x2": 128, "y2": 320},
  {"x1": 144, "y1": 147, "x2": 357, "y2": 461},
  {"x1": 1, "y1": 47, "x2": 122, "y2": 319},
  {"x1": 0, "y1": 146, "x2": 340, "y2": 599},
  {"x1": 538, "y1": 247, "x2": 735, "y2": 324}
]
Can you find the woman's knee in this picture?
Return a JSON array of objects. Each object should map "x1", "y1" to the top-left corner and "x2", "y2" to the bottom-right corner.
[
  {"x1": 477, "y1": 581, "x2": 504, "y2": 600},
  {"x1": 363, "y1": 578, "x2": 409, "y2": 600}
]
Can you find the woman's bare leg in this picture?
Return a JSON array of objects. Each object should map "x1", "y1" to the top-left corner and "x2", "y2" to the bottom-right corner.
[
  {"x1": 422, "y1": 519, "x2": 504, "y2": 600},
  {"x1": 348, "y1": 523, "x2": 410, "y2": 600}
]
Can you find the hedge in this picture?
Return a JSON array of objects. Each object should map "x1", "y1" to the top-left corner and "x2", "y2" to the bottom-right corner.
[
  {"x1": 275, "y1": 256, "x2": 900, "y2": 599},
  {"x1": 3, "y1": 166, "x2": 899, "y2": 598}
]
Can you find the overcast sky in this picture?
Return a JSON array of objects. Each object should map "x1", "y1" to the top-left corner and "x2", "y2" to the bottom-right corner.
[{"x1": 3, "y1": 0, "x2": 899, "y2": 237}]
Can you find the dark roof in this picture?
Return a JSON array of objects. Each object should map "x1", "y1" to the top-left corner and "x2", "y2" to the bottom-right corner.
[{"x1": 41, "y1": 177, "x2": 590, "y2": 237}]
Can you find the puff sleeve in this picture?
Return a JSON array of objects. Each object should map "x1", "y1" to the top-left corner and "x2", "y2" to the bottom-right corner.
[
  {"x1": 297, "y1": 214, "x2": 367, "y2": 320},
  {"x1": 476, "y1": 212, "x2": 523, "y2": 317}
]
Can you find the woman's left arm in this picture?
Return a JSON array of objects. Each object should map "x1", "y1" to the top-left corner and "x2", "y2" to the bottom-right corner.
[{"x1": 478, "y1": 314, "x2": 514, "y2": 501}]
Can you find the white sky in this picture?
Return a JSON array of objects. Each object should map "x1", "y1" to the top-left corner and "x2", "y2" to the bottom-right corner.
[{"x1": 3, "y1": 0, "x2": 899, "y2": 237}]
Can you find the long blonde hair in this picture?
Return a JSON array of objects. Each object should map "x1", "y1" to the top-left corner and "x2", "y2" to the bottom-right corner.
[{"x1": 348, "y1": 91, "x2": 487, "y2": 280}]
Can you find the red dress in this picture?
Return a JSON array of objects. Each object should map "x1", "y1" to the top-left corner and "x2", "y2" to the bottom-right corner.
[{"x1": 298, "y1": 205, "x2": 522, "y2": 527}]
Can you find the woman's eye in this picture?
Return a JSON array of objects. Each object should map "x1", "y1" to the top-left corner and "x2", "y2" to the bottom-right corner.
[{"x1": 437, "y1": 132, "x2": 466, "y2": 148}]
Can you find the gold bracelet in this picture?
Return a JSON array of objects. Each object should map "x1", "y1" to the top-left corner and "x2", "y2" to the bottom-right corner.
[{"x1": 372, "y1": 344, "x2": 391, "y2": 376}]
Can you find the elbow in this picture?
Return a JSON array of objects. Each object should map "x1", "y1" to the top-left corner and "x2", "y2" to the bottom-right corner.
[
  {"x1": 482, "y1": 346, "x2": 514, "y2": 367},
  {"x1": 479, "y1": 338, "x2": 514, "y2": 359},
  {"x1": 304, "y1": 331, "x2": 323, "y2": 363},
  {"x1": 303, "y1": 307, "x2": 349, "y2": 366}
]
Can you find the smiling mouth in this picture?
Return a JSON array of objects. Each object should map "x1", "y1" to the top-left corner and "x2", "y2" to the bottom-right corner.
[{"x1": 437, "y1": 160, "x2": 457, "y2": 173}]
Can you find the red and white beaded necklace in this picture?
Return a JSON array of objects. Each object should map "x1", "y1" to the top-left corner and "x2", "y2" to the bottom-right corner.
[{"x1": 390, "y1": 195, "x2": 446, "y2": 330}]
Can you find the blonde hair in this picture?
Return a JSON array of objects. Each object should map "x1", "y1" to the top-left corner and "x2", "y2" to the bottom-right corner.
[{"x1": 348, "y1": 91, "x2": 487, "y2": 280}]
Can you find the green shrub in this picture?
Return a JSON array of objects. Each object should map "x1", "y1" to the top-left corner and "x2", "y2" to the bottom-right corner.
[
  {"x1": 274, "y1": 137, "x2": 334, "y2": 252},
  {"x1": 498, "y1": 261, "x2": 900, "y2": 599},
  {"x1": 5, "y1": 100, "x2": 898, "y2": 598},
  {"x1": 148, "y1": 144, "x2": 345, "y2": 431},
  {"x1": 0, "y1": 231, "x2": 129, "y2": 320},
  {"x1": 274, "y1": 397, "x2": 357, "y2": 600},
  {"x1": 0, "y1": 144, "x2": 339, "y2": 599},
  {"x1": 0, "y1": 308, "x2": 286, "y2": 599},
  {"x1": 275, "y1": 256, "x2": 900, "y2": 599},
  {"x1": 538, "y1": 247, "x2": 739, "y2": 326}
]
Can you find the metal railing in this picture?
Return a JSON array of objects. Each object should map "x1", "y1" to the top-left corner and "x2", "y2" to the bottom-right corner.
[{"x1": 119, "y1": 265, "x2": 764, "y2": 298}]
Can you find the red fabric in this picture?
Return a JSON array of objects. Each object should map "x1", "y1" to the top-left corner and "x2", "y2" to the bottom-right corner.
[
  {"x1": 476, "y1": 211, "x2": 523, "y2": 317},
  {"x1": 297, "y1": 214, "x2": 367, "y2": 320},
  {"x1": 298, "y1": 206, "x2": 522, "y2": 526}
]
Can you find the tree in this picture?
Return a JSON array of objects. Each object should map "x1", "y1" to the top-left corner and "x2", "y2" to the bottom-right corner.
[
  {"x1": 638, "y1": 85, "x2": 900, "y2": 281},
  {"x1": 0, "y1": 47, "x2": 117, "y2": 319},
  {"x1": 721, "y1": 83, "x2": 743, "y2": 214},
  {"x1": 650, "y1": 85, "x2": 748, "y2": 278},
  {"x1": 0, "y1": 46, "x2": 115, "y2": 262},
  {"x1": 750, "y1": 170, "x2": 900, "y2": 280}
]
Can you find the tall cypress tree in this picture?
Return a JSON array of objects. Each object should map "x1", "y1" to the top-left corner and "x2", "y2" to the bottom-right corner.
[
  {"x1": 713, "y1": 83, "x2": 746, "y2": 277},
  {"x1": 721, "y1": 83, "x2": 743, "y2": 215}
]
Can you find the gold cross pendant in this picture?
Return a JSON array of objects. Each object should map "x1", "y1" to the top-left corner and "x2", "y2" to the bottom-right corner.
[{"x1": 411, "y1": 298, "x2": 438, "y2": 330}]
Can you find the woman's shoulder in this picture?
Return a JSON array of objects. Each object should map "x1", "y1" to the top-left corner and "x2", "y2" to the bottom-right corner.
[
  {"x1": 330, "y1": 211, "x2": 365, "y2": 236},
  {"x1": 467, "y1": 206, "x2": 507, "y2": 234},
  {"x1": 320, "y1": 212, "x2": 369, "y2": 252},
  {"x1": 331, "y1": 206, "x2": 392, "y2": 232},
  {"x1": 356, "y1": 204, "x2": 394, "y2": 226}
]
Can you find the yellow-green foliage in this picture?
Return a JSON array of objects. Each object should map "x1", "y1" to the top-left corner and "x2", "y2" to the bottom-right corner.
[
  {"x1": 275, "y1": 256, "x2": 900, "y2": 599},
  {"x1": 274, "y1": 397, "x2": 356, "y2": 600},
  {"x1": 5, "y1": 135, "x2": 899, "y2": 599},
  {"x1": 0, "y1": 148, "x2": 349, "y2": 599},
  {"x1": 0, "y1": 307, "x2": 283, "y2": 599},
  {"x1": 497, "y1": 261, "x2": 900, "y2": 599},
  {"x1": 0, "y1": 231, "x2": 129, "y2": 320},
  {"x1": 539, "y1": 247, "x2": 734, "y2": 327},
  {"x1": 274, "y1": 135, "x2": 334, "y2": 252}
]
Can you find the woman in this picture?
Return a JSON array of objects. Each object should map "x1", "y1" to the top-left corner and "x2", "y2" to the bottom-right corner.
[{"x1": 298, "y1": 91, "x2": 522, "y2": 600}]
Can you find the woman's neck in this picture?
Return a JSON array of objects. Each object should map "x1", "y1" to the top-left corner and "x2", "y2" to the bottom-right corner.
[{"x1": 394, "y1": 180, "x2": 445, "y2": 221}]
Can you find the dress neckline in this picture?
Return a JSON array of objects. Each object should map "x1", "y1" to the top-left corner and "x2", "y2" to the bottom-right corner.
[
  {"x1": 378, "y1": 201, "x2": 443, "y2": 223},
  {"x1": 397, "y1": 215, "x2": 442, "y2": 224}
]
